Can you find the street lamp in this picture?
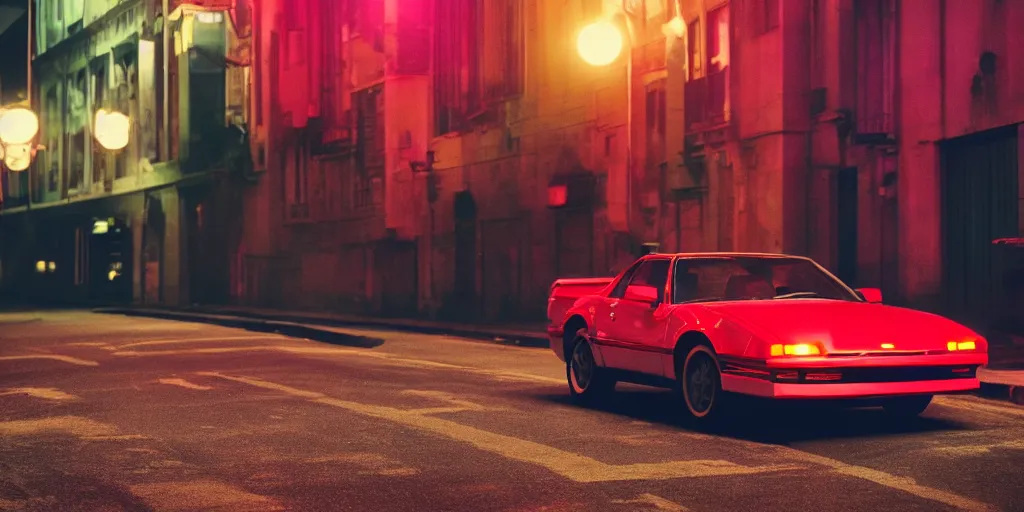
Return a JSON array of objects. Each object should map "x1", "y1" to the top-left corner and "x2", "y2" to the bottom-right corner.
[
  {"x1": 94, "y1": 109, "x2": 131, "y2": 151},
  {"x1": 0, "y1": 107, "x2": 40, "y2": 172},
  {"x1": 0, "y1": 107, "x2": 40, "y2": 145},
  {"x1": 576, "y1": 20, "x2": 623, "y2": 67},
  {"x1": 2, "y1": 143, "x2": 34, "y2": 171}
]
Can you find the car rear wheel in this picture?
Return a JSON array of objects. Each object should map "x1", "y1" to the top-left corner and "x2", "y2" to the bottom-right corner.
[
  {"x1": 680, "y1": 345, "x2": 725, "y2": 421},
  {"x1": 881, "y1": 395, "x2": 933, "y2": 418},
  {"x1": 567, "y1": 335, "x2": 615, "y2": 401}
]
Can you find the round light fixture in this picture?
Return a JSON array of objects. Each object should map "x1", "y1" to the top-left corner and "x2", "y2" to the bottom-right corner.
[
  {"x1": 3, "y1": 143, "x2": 33, "y2": 171},
  {"x1": 576, "y1": 20, "x2": 623, "y2": 67},
  {"x1": 0, "y1": 108, "x2": 40, "y2": 145},
  {"x1": 94, "y1": 109, "x2": 131, "y2": 151}
]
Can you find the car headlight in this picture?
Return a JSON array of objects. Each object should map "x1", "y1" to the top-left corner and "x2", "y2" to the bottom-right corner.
[
  {"x1": 770, "y1": 343, "x2": 824, "y2": 357},
  {"x1": 946, "y1": 340, "x2": 976, "y2": 352}
]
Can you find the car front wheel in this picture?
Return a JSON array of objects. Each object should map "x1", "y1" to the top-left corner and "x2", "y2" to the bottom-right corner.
[
  {"x1": 567, "y1": 335, "x2": 615, "y2": 402},
  {"x1": 680, "y1": 344, "x2": 725, "y2": 422},
  {"x1": 881, "y1": 394, "x2": 933, "y2": 418}
]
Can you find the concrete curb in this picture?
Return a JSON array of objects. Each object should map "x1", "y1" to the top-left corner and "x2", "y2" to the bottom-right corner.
[
  {"x1": 100, "y1": 308, "x2": 386, "y2": 349},
  {"x1": 976, "y1": 368, "x2": 1024, "y2": 405},
  {"x1": 96, "y1": 307, "x2": 550, "y2": 349}
]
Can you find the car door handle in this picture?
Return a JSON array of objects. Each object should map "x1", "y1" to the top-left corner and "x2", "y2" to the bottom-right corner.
[{"x1": 609, "y1": 302, "x2": 618, "y2": 308}]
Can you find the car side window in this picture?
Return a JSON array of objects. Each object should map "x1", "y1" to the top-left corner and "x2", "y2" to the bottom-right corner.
[
  {"x1": 629, "y1": 260, "x2": 670, "y2": 295},
  {"x1": 609, "y1": 262, "x2": 642, "y2": 299}
]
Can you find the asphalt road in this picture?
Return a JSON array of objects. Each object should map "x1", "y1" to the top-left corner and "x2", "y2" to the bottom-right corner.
[{"x1": 0, "y1": 311, "x2": 1022, "y2": 512}]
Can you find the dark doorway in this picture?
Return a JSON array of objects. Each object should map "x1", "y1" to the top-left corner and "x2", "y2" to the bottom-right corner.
[
  {"x1": 453, "y1": 191, "x2": 478, "y2": 319},
  {"x1": 941, "y1": 125, "x2": 1019, "y2": 327},
  {"x1": 555, "y1": 208, "x2": 593, "y2": 277},
  {"x1": 88, "y1": 218, "x2": 133, "y2": 303},
  {"x1": 376, "y1": 240, "x2": 418, "y2": 317},
  {"x1": 142, "y1": 195, "x2": 166, "y2": 305},
  {"x1": 836, "y1": 167, "x2": 859, "y2": 286},
  {"x1": 481, "y1": 218, "x2": 522, "y2": 321}
]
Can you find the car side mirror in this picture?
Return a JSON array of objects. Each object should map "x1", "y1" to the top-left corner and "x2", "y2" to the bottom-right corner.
[
  {"x1": 856, "y1": 288, "x2": 883, "y2": 303},
  {"x1": 624, "y1": 284, "x2": 660, "y2": 307}
]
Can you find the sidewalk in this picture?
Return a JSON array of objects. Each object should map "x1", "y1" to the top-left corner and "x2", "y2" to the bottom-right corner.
[
  {"x1": 96, "y1": 304, "x2": 551, "y2": 347},
  {"x1": 96, "y1": 304, "x2": 1024, "y2": 404}
]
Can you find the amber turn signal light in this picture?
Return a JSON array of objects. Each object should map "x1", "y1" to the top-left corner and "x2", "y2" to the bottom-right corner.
[
  {"x1": 946, "y1": 340, "x2": 976, "y2": 352},
  {"x1": 770, "y1": 343, "x2": 823, "y2": 357}
]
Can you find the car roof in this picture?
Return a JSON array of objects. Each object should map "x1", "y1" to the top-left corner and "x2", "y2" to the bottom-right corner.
[{"x1": 642, "y1": 252, "x2": 812, "y2": 261}]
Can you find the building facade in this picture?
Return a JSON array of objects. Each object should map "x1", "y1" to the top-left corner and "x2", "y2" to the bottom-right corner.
[
  {"x1": 0, "y1": 0, "x2": 253, "y2": 306},
  {"x1": 5, "y1": 0, "x2": 1021, "y2": 329},
  {"x1": 236, "y1": 0, "x2": 1024, "y2": 324}
]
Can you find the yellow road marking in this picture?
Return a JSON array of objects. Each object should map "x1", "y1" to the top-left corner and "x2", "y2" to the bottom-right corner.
[
  {"x1": 0, "y1": 416, "x2": 116, "y2": 437},
  {"x1": 0, "y1": 355, "x2": 98, "y2": 366},
  {"x1": 200, "y1": 372, "x2": 801, "y2": 483},
  {"x1": 157, "y1": 378, "x2": 212, "y2": 391},
  {"x1": 130, "y1": 481, "x2": 283, "y2": 511},
  {"x1": 927, "y1": 439, "x2": 1024, "y2": 457},
  {"x1": 0, "y1": 388, "x2": 76, "y2": 401},
  {"x1": 118, "y1": 335, "x2": 285, "y2": 349},
  {"x1": 612, "y1": 493, "x2": 688, "y2": 511},
  {"x1": 401, "y1": 389, "x2": 496, "y2": 413},
  {"x1": 779, "y1": 450, "x2": 996, "y2": 512}
]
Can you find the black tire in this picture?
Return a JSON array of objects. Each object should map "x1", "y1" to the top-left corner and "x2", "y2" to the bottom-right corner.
[
  {"x1": 567, "y1": 334, "x2": 615, "y2": 402},
  {"x1": 881, "y1": 395, "x2": 933, "y2": 418},
  {"x1": 679, "y1": 344, "x2": 726, "y2": 422}
]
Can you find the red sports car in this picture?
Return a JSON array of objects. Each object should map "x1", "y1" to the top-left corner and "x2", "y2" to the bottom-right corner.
[{"x1": 546, "y1": 252, "x2": 988, "y2": 421}]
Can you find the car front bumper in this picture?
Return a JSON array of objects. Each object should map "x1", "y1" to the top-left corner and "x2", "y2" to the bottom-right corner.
[
  {"x1": 722, "y1": 374, "x2": 980, "y2": 399},
  {"x1": 719, "y1": 354, "x2": 986, "y2": 399}
]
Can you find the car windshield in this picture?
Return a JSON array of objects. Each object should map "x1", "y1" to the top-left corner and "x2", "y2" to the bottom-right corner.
[{"x1": 672, "y1": 256, "x2": 859, "y2": 304}]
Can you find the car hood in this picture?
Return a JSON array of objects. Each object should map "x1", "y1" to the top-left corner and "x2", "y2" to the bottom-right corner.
[{"x1": 701, "y1": 299, "x2": 978, "y2": 352}]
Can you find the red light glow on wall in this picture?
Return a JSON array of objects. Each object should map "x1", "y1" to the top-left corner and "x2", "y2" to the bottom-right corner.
[{"x1": 547, "y1": 184, "x2": 568, "y2": 208}]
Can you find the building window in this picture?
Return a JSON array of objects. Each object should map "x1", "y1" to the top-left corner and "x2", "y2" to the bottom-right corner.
[
  {"x1": 44, "y1": 86, "x2": 60, "y2": 194},
  {"x1": 753, "y1": 0, "x2": 780, "y2": 35},
  {"x1": 355, "y1": 85, "x2": 384, "y2": 170},
  {"x1": 646, "y1": 79, "x2": 667, "y2": 169},
  {"x1": 284, "y1": 137, "x2": 309, "y2": 221},
  {"x1": 480, "y1": 0, "x2": 524, "y2": 102},
  {"x1": 707, "y1": 4, "x2": 730, "y2": 123},
  {"x1": 855, "y1": 0, "x2": 896, "y2": 139},
  {"x1": 433, "y1": 0, "x2": 478, "y2": 135},
  {"x1": 687, "y1": 19, "x2": 701, "y2": 80},
  {"x1": 708, "y1": 6, "x2": 730, "y2": 74},
  {"x1": 321, "y1": 0, "x2": 350, "y2": 144},
  {"x1": 68, "y1": 70, "x2": 88, "y2": 194},
  {"x1": 90, "y1": 61, "x2": 108, "y2": 185}
]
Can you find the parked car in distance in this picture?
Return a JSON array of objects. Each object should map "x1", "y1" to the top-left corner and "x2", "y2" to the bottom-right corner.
[{"x1": 546, "y1": 252, "x2": 988, "y2": 422}]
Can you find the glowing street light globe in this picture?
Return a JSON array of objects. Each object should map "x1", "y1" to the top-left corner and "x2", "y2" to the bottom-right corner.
[
  {"x1": 94, "y1": 109, "x2": 131, "y2": 151},
  {"x1": 577, "y1": 20, "x2": 623, "y2": 67},
  {"x1": 3, "y1": 143, "x2": 33, "y2": 171},
  {"x1": 0, "y1": 108, "x2": 40, "y2": 145}
]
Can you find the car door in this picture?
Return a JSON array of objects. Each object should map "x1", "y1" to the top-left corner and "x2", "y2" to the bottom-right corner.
[
  {"x1": 601, "y1": 258, "x2": 672, "y2": 376},
  {"x1": 591, "y1": 261, "x2": 641, "y2": 370}
]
